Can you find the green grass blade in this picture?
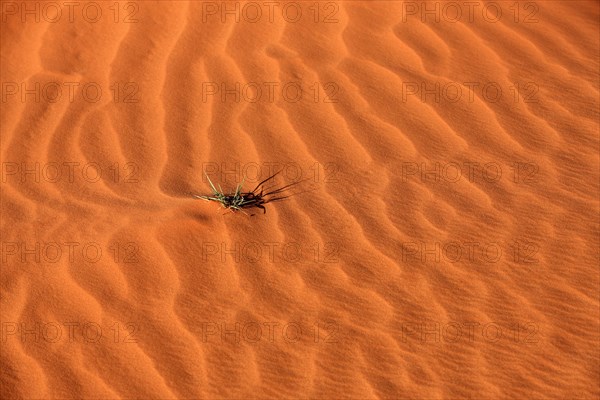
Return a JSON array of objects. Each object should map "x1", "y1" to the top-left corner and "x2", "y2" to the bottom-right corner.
[{"x1": 205, "y1": 173, "x2": 219, "y2": 195}]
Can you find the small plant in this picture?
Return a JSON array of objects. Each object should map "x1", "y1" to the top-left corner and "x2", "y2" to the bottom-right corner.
[{"x1": 193, "y1": 170, "x2": 307, "y2": 215}]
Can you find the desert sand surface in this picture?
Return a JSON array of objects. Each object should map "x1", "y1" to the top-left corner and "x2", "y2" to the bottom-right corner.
[{"x1": 1, "y1": 1, "x2": 599, "y2": 399}]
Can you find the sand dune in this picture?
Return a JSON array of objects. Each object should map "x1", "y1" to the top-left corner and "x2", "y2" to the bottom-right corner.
[{"x1": 1, "y1": 1, "x2": 599, "y2": 399}]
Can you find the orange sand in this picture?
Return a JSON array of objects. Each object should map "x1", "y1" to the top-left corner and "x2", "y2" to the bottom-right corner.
[{"x1": 1, "y1": 1, "x2": 599, "y2": 399}]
